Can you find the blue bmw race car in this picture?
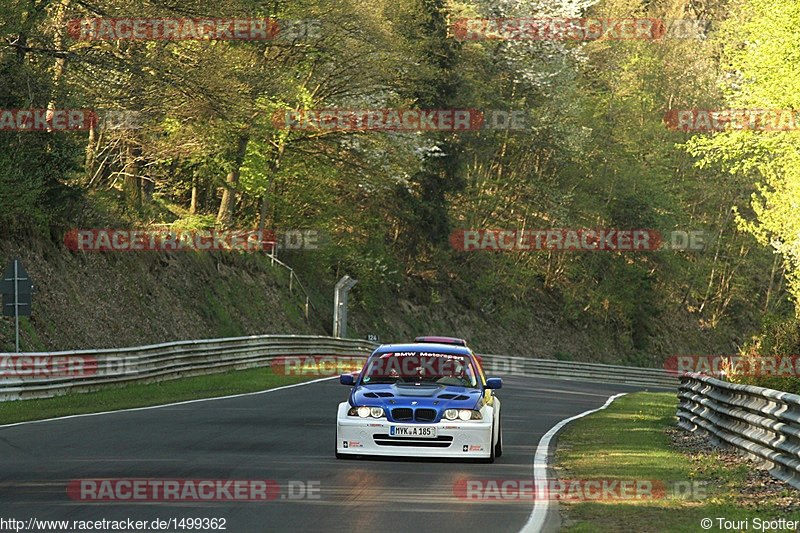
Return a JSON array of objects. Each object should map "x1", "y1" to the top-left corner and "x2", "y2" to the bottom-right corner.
[{"x1": 336, "y1": 341, "x2": 502, "y2": 462}]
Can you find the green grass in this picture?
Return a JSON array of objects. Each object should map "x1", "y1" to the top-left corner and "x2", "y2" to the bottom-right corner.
[
  {"x1": 19, "y1": 316, "x2": 45, "y2": 351},
  {"x1": 555, "y1": 392, "x2": 800, "y2": 533},
  {"x1": 201, "y1": 283, "x2": 242, "y2": 338},
  {"x1": 0, "y1": 366, "x2": 320, "y2": 425},
  {"x1": 554, "y1": 351, "x2": 574, "y2": 361}
]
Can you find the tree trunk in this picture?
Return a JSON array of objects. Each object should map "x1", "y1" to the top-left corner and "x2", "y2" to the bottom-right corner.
[
  {"x1": 216, "y1": 132, "x2": 250, "y2": 228},
  {"x1": 142, "y1": 175, "x2": 154, "y2": 203},
  {"x1": 46, "y1": 0, "x2": 70, "y2": 117},
  {"x1": 190, "y1": 170, "x2": 198, "y2": 215},
  {"x1": 124, "y1": 142, "x2": 142, "y2": 209},
  {"x1": 258, "y1": 140, "x2": 286, "y2": 231},
  {"x1": 764, "y1": 253, "x2": 779, "y2": 312},
  {"x1": 85, "y1": 126, "x2": 96, "y2": 183}
]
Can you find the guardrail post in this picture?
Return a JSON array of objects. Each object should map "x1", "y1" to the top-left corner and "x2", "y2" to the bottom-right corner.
[{"x1": 333, "y1": 275, "x2": 357, "y2": 338}]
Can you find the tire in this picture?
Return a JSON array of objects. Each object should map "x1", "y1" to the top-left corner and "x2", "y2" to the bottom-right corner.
[{"x1": 495, "y1": 416, "x2": 503, "y2": 458}]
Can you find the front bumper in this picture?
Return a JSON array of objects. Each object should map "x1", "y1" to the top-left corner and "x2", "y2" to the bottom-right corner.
[{"x1": 335, "y1": 402, "x2": 494, "y2": 458}]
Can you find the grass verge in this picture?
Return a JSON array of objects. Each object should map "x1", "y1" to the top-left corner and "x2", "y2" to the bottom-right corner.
[
  {"x1": 555, "y1": 392, "x2": 800, "y2": 533},
  {"x1": 0, "y1": 367, "x2": 321, "y2": 425}
]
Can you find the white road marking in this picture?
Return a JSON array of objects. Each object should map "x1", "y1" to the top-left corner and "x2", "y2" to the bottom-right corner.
[
  {"x1": 0, "y1": 376, "x2": 336, "y2": 429},
  {"x1": 519, "y1": 392, "x2": 628, "y2": 533}
]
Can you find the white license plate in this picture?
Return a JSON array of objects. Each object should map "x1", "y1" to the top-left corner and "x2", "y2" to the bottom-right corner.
[{"x1": 390, "y1": 425, "x2": 437, "y2": 438}]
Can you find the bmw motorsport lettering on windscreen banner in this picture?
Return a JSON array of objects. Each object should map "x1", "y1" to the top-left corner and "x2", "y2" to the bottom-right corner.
[{"x1": 335, "y1": 341, "x2": 503, "y2": 462}]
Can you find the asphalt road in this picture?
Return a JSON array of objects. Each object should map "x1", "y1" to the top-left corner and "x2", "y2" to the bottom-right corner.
[{"x1": 0, "y1": 377, "x2": 669, "y2": 533}]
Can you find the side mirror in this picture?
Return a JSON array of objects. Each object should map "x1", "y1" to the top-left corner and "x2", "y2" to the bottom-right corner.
[
  {"x1": 340, "y1": 374, "x2": 355, "y2": 386},
  {"x1": 485, "y1": 378, "x2": 502, "y2": 390}
]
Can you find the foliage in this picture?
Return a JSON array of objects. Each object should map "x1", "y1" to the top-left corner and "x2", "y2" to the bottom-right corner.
[{"x1": 0, "y1": 0, "x2": 796, "y2": 373}]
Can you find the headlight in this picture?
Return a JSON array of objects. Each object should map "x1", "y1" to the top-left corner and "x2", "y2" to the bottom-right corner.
[
  {"x1": 459, "y1": 409, "x2": 482, "y2": 421},
  {"x1": 444, "y1": 409, "x2": 459, "y2": 420},
  {"x1": 348, "y1": 406, "x2": 385, "y2": 418}
]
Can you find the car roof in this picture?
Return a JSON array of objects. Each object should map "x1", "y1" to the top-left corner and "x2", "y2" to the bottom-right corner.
[
  {"x1": 372, "y1": 343, "x2": 472, "y2": 356},
  {"x1": 414, "y1": 336, "x2": 468, "y2": 346}
]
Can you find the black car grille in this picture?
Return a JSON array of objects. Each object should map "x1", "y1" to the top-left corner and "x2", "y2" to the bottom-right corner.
[
  {"x1": 415, "y1": 409, "x2": 437, "y2": 422},
  {"x1": 391, "y1": 408, "x2": 413, "y2": 421},
  {"x1": 390, "y1": 407, "x2": 438, "y2": 422},
  {"x1": 373, "y1": 434, "x2": 453, "y2": 448}
]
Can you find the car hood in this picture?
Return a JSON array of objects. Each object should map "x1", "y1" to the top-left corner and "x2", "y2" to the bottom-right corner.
[{"x1": 349, "y1": 382, "x2": 482, "y2": 411}]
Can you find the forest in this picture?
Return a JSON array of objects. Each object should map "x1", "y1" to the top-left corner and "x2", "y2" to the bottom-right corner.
[{"x1": 2, "y1": 0, "x2": 800, "y2": 390}]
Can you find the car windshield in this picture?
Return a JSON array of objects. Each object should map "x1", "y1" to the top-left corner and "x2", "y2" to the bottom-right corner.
[{"x1": 360, "y1": 351, "x2": 479, "y2": 388}]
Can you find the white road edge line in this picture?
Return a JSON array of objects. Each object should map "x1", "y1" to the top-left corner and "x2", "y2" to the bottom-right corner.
[
  {"x1": 0, "y1": 376, "x2": 337, "y2": 429},
  {"x1": 519, "y1": 392, "x2": 629, "y2": 533}
]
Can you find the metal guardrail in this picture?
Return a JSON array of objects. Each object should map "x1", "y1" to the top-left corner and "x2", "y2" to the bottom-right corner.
[
  {"x1": 479, "y1": 354, "x2": 677, "y2": 388},
  {"x1": 677, "y1": 374, "x2": 800, "y2": 489},
  {"x1": 0, "y1": 335, "x2": 377, "y2": 402},
  {"x1": 0, "y1": 338, "x2": 677, "y2": 402}
]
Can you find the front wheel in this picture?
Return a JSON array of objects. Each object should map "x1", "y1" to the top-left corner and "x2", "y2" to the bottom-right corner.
[{"x1": 495, "y1": 416, "x2": 503, "y2": 458}]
